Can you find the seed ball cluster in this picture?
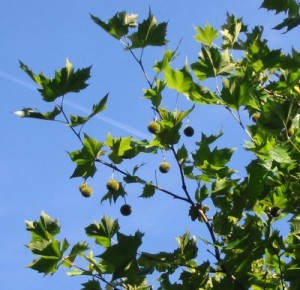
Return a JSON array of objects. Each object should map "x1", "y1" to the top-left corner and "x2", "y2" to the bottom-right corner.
[
  {"x1": 79, "y1": 183, "x2": 93, "y2": 198},
  {"x1": 106, "y1": 179, "x2": 120, "y2": 192},
  {"x1": 270, "y1": 206, "x2": 281, "y2": 217},
  {"x1": 184, "y1": 126, "x2": 194, "y2": 137},
  {"x1": 148, "y1": 121, "x2": 161, "y2": 134},
  {"x1": 251, "y1": 112, "x2": 261, "y2": 122},
  {"x1": 159, "y1": 161, "x2": 170, "y2": 173},
  {"x1": 120, "y1": 204, "x2": 132, "y2": 216}
]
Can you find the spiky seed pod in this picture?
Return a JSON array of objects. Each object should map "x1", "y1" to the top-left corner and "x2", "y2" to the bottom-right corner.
[
  {"x1": 159, "y1": 161, "x2": 170, "y2": 173},
  {"x1": 79, "y1": 183, "x2": 93, "y2": 198},
  {"x1": 184, "y1": 126, "x2": 194, "y2": 137},
  {"x1": 251, "y1": 112, "x2": 261, "y2": 122},
  {"x1": 287, "y1": 127, "x2": 295, "y2": 137},
  {"x1": 270, "y1": 207, "x2": 281, "y2": 217},
  {"x1": 148, "y1": 121, "x2": 161, "y2": 134},
  {"x1": 120, "y1": 204, "x2": 132, "y2": 216},
  {"x1": 106, "y1": 179, "x2": 120, "y2": 192}
]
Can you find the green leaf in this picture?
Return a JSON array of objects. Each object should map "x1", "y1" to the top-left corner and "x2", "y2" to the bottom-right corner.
[
  {"x1": 14, "y1": 107, "x2": 61, "y2": 121},
  {"x1": 261, "y1": 0, "x2": 299, "y2": 17},
  {"x1": 106, "y1": 134, "x2": 134, "y2": 164},
  {"x1": 195, "y1": 184, "x2": 210, "y2": 203},
  {"x1": 81, "y1": 280, "x2": 102, "y2": 290},
  {"x1": 91, "y1": 12, "x2": 136, "y2": 40},
  {"x1": 69, "y1": 94, "x2": 108, "y2": 127},
  {"x1": 154, "y1": 49, "x2": 177, "y2": 73},
  {"x1": 126, "y1": 10, "x2": 168, "y2": 49},
  {"x1": 176, "y1": 231, "x2": 198, "y2": 260},
  {"x1": 85, "y1": 216, "x2": 120, "y2": 248},
  {"x1": 25, "y1": 212, "x2": 68, "y2": 275},
  {"x1": 177, "y1": 144, "x2": 188, "y2": 162},
  {"x1": 220, "y1": 76, "x2": 261, "y2": 110},
  {"x1": 20, "y1": 59, "x2": 91, "y2": 102},
  {"x1": 140, "y1": 183, "x2": 155, "y2": 198},
  {"x1": 194, "y1": 24, "x2": 218, "y2": 46},
  {"x1": 268, "y1": 145, "x2": 293, "y2": 164},
  {"x1": 26, "y1": 211, "x2": 60, "y2": 241},
  {"x1": 64, "y1": 242, "x2": 89, "y2": 266},
  {"x1": 163, "y1": 64, "x2": 193, "y2": 94},
  {"x1": 180, "y1": 261, "x2": 210, "y2": 288},
  {"x1": 191, "y1": 46, "x2": 235, "y2": 80},
  {"x1": 27, "y1": 256, "x2": 61, "y2": 275},
  {"x1": 273, "y1": 16, "x2": 300, "y2": 32},
  {"x1": 100, "y1": 231, "x2": 143, "y2": 281},
  {"x1": 69, "y1": 135, "x2": 103, "y2": 178},
  {"x1": 143, "y1": 79, "x2": 165, "y2": 107},
  {"x1": 193, "y1": 133, "x2": 235, "y2": 178},
  {"x1": 220, "y1": 13, "x2": 246, "y2": 49}
]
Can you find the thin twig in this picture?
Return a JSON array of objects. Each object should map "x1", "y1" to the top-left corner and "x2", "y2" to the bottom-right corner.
[
  {"x1": 95, "y1": 158, "x2": 190, "y2": 203},
  {"x1": 56, "y1": 97, "x2": 83, "y2": 145},
  {"x1": 170, "y1": 145, "x2": 194, "y2": 204}
]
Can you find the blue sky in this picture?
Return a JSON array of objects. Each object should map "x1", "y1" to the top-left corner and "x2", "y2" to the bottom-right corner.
[{"x1": 1, "y1": 1, "x2": 300, "y2": 289}]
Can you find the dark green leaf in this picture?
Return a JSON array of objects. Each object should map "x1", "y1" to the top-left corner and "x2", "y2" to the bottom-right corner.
[
  {"x1": 85, "y1": 216, "x2": 120, "y2": 248},
  {"x1": 15, "y1": 107, "x2": 61, "y2": 121},
  {"x1": 20, "y1": 60, "x2": 91, "y2": 102},
  {"x1": 143, "y1": 79, "x2": 165, "y2": 107},
  {"x1": 191, "y1": 46, "x2": 235, "y2": 80},
  {"x1": 69, "y1": 135, "x2": 102, "y2": 179},
  {"x1": 140, "y1": 183, "x2": 155, "y2": 198},
  {"x1": 91, "y1": 12, "x2": 136, "y2": 40},
  {"x1": 64, "y1": 242, "x2": 89, "y2": 266},
  {"x1": 27, "y1": 256, "x2": 61, "y2": 275},
  {"x1": 26, "y1": 211, "x2": 60, "y2": 241},
  {"x1": 126, "y1": 10, "x2": 168, "y2": 49},
  {"x1": 81, "y1": 280, "x2": 102, "y2": 290}
]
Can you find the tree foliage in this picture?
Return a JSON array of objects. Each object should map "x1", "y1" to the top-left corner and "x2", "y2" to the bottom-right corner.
[{"x1": 16, "y1": 0, "x2": 300, "y2": 289}]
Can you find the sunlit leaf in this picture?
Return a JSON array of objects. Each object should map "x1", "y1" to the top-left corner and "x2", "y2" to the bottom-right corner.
[{"x1": 194, "y1": 24, "x2": 218, "y2": 46}]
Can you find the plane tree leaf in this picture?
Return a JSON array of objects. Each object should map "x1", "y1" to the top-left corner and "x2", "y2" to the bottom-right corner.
[
  {"x1": 194, "y1": 24, "x2": 218, "y2": 46},
  {"x1": 91, "y1": 12, "x2": 137, "y2": 40},
  {"x1": 20, "y1": 59, "x2": 91, "y2": 101},
  {"x1": 69, "y1": 134, "x2": 103, "y2": 179},
  {"x1": 126, "y1": 10, "x2": 168, "y2": 49}
]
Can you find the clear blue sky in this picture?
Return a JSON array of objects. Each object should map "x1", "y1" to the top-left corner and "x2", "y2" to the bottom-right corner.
[{"x1": 1, "y1": 1, "x2": 299, "y2": 289}]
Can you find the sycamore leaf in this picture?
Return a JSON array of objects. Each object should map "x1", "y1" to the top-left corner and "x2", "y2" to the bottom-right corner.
[
  {"x1": 25, "y1": 211, "x2": 60, "y2": 241},
  {"x1": 176, "y1": 231, "x2": 198, "y2": 260},
  {"x1": 140, "y1": 183, "x2": 155, "y2": 198},
  {"x1": 63, "y1": 242, "x2": 89, "y2": 267},
  {"x1": 220, "y1": 14, "x2": 246, "y2": 49},
  {"x1": 14, "y1": 106, "x2": 61, "y2": 121},
  {"x1": 91, "y1": 12, "x2": 135, "y2": 39},
  {"x1": 81, "y1": 280, "x2": 102, "y2": 290},
  {"x1": 100, "y1": 232, "x2": 143, "y2": 272},
  {"x1": 273, "y1": 16, "x2": 300, "y2": 32},
  {"x1": 20, "y1": 60, "x2": 91, "y2": 102},
  {"x1": 154, "y1": 49, "x2": 177, "y2": 73},
  {"x1": 85, "y1": 216, "x2": 120, "y2": 248},
  {"x1": 27, "y1": 256, "x2": 61, "y2": 275},
  {"x1": 191, "y1": 46, "x2": 235, "y2": 80},
  {"x1": 260, "y1": 0, "x2": 299, "y2": 17},
  {"x1": 143, "y1": 79, "x2": 165, "y2": 107},
  {"x1": 163, "y1": 64, "x2": 193, "y2": 94},
  {"x1": 268, "y1": 146, "x2": 293, "y2": 164},
  {"x1": 69, "y1": 94, "x2": 108, "y2": 127},
  {"x1": 69, "y1": 135, "x2": 102, "y2": 178},
  {"x1": 126, "y1": 10, "x2": 168, "y2": 49},
  {"x1": 194, "y1": 24, "x2": 218, "y2": 46}
]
